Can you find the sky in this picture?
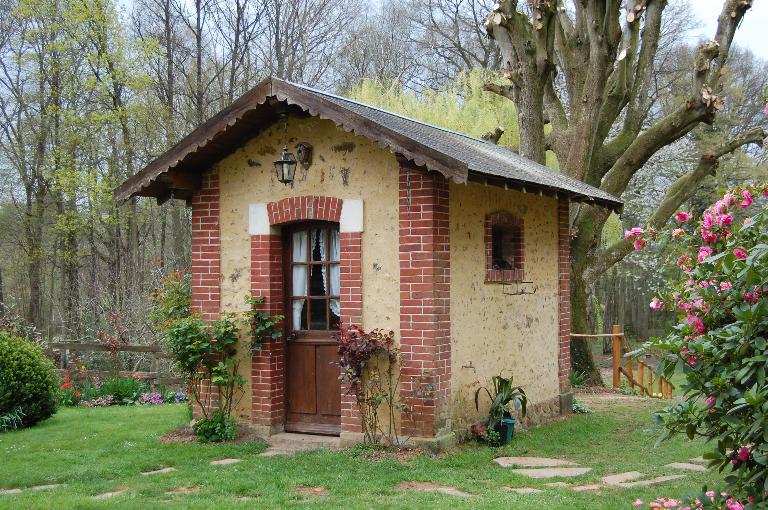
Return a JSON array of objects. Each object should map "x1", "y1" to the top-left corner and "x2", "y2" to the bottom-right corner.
[{"x1": 691, "y1": 0, "x2": 768, "y2": 59}]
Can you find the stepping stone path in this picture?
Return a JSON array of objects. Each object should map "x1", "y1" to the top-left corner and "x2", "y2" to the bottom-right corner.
[
  {"x1": 503, "y1": 487, "x2": 543, "y2": 494},
  {"x1": 509, "y1": 467, "x2": 592, "y2": 479},
  {"x1": 93, "y1": 490, "x2": 127, "y2": 500},
  {"x1": 494, "y1": 456, "x2": 695, "y2": 493},
  {"x1": 689, "y1": 456, "x2": 707, "y2": 464},
  {"x1": 665, "y1": 462, "x2": 707, "y2": 472},
  {"x1": 141, "y1": 467, "x2": 176, "y2": 476},
  {"x1": 1, "y1": 484, "x2": 65, "y2": 496},
  {"x1": 396, "y1": 481, "x2": 471, "y2": 498},
  {"x1": 210, "y1": 458, "x2": 241, "y2": 466}
]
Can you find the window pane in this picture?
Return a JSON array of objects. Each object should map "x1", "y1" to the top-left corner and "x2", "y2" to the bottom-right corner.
[
  {"x1": 329, "y1": 229, "x2": 340, "y2": 262},
  {"x1": 330, "y1": 299, "x2": 340, "y2": 329},
  {"x1": 328, "y1": 263, "x2": 339, "y2": 296},
  {"x1": 309, "y1": 264, "x2": 328, "y2": 297},
  {"x1": 309, "y1": 299, "x2": 327, "y2": 330},
  {"x1": 492, "y1": 224, "x2": 519, "y2": 270},
  {"x1": 292, "y1": 265, "x2": 308, "y2": 296},
  {"x1": 292, "y1": 299, "x2": 307, "y2": 330},
  {"x1": 292, "y1": 230, "x2": 308, "y2": 262}
]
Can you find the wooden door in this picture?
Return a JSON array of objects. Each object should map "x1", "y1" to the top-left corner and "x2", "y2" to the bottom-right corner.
[{"x1": 285, "y1": 223, "x2": 342, "y2": 435}]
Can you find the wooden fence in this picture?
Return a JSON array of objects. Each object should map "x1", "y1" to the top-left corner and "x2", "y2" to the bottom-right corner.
[
  {"x1": 571, "y1": 325, "x2": 674, "y2": 399},
  {"x1": 46, "y1": 342, "x2": 183, "y2": 388}
]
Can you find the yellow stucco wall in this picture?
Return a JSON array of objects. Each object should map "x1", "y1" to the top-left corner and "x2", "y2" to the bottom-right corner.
[
  {"x1": 215, "y1": 115, "x2": 401, "y2": 419},
  {"x1": 449, "y1": 182, "x2": 560, "y2": 432}
]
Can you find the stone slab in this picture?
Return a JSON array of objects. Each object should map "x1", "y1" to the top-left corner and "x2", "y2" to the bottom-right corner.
[
  {"x1": 494, "y1": 457, "x2": 578, "y2": 468},
  {"x1": 141, "y1": 467, "x2": 176, "y2": 476},
  {"x1": 572, "y1": 484, "x2": 601, "y2": 492},
  {"x1": 545, "y1": 482, "x2": 570, "y2": 488},
  {"x1": 619, "y1": 475, "x2": 686, "y2": 488},
  {"x1": 665, "y1": 462, "x2": 707, "y2": 472},
  {"x1": 93, "y1": 490, "x2": 127, "y2": 500},
  {"x1": 396, "y1": 481, "x2": 471, "y2": 497},
  {"x1": 510, "y1": 467, "x2": 592, "y2": 479},
  {"x1": 0, "y1": 489, "x2": 22, "y2": 495},
  {"x1": 210, "y1": 458, "x2": 241, "y2": 465},
  {"x1": 503, "y1": 487, "x2": 543, "y2": 494},
  {"x1": 603, "y1": 471, "x2": 644, "y2": 486},
  {"x1": 31, "y1": 484, "x2": 64, "y2": 491}
]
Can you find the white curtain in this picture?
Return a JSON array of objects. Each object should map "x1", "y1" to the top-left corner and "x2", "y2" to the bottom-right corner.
[
  {"x1": 291, "y1": 230, "x2": 308, "y2": 330},
  {"x1": 315, "y1": 229, "x2": 327, "y2": 295},
  {"x1": 329, "y1": 229, "x2": 340, "y2": 317}
]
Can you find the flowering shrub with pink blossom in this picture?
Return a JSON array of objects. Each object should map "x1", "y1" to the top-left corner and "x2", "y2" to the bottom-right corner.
[
  {"x1": 634, "y1": 489, "x2": 750, "y2": 510},
  {"x1": 633, "y1": 184, "x2": 768, "y2": 506}
]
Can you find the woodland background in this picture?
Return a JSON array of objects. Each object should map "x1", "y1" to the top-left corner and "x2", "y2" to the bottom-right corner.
[{"x1": 0, "y1": 0, "x2": 765, "y2": 357}]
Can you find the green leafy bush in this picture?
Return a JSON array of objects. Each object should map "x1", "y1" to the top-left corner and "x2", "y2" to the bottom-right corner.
[
  {"x1": 638, "y1": 185, "x2": 768, "y2": 504},
  {"x1": 193, "y1": 409, "x2": 238, "y2": 443},
  {"x1": 0, "y1": 407, "x2": 25, "y2": 431},
  {"x1": 99, "y1": 376, "x2": 149, "y2": 404},
  {"x1": 0, "y1": 332, "x2": 58, "y2": 428}
]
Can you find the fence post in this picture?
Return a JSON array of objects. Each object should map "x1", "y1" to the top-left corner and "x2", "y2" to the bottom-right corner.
[
  {"x1": 611, "y1": 324, "x2": 622, "y2": 388},
  {"x1": 638, "y1": 361, "x2": 645, "y2": 395}
]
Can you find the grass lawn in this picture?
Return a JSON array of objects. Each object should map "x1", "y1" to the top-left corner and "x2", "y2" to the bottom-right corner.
[{"x1": 0, "y1": 400, "x2": 722, "y2": 509}]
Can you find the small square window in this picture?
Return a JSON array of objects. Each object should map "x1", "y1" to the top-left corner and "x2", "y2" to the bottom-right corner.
[{"x1": 486, "y1": 212, "x2": 524, "y2": 283}]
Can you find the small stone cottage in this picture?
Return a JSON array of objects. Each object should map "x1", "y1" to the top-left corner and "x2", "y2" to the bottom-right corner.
[{"x1": 116, "y1": 77, "x2": 621, "y2": 448}]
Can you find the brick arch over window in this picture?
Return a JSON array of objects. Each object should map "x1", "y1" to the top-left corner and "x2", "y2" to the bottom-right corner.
[
  {"x1": 485, "y1": 211, "x2": 525, "y2": 283},
  {"x1": 267, "y1": 196, "x2": 343, "y2": 225}
]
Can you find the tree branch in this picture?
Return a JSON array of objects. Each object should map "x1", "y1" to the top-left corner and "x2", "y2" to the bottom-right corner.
[{"x1": 584, "y1": 126, "x2": 767, "y2": 285}]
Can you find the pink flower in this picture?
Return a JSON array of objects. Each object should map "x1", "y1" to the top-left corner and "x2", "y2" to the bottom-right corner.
[
  {"x1": 675, "y1": 211, "x2": 690, "y2": 222},
  {"x1": 624, "y1": 230, "x2": 633, "y2": 239},
  {"x1": 733, "y1": 247, "x2": 748, "y2": 260},
  {"x1": 701, "y1": 228, "x2": 718, "y2": 244},
  {"x1": 698, "y1": 246, "x2": 713, "y2": 263},
  {"x1": 699, "y1": 280, "x2": 709, "y2": 288},
  {"x1": 634, "y1": 499, "x2": 645, "y2": 508},
  {"x1": 720, "y1": 282, "x2": 732, "y2": 291},
  {"x1": 739, "y1": 190, "x2": 753, "y2": 208},
  {"x1": 132, "y1": 373, "x2": 140, "y2": 379},
  {"x1": 744, "y1": 217, "x2": 751, "y2": 226},
  {"x1": 737, "y1": 446, "x2": 750, "y2": 462},
  {"x1": 702, "y1": 211, "x2": 714, "y2": 229},
  {"x1": 672, "y1": 228, "x2": 685, "y2": 238},
  {"x1": 634, "y1": 238, "x2": 647, "y2": 251},
  {"x1": 649, "y1": 298, "x2": 663, "y2": 310},
  {"x1": 706, "y1": 490, "x2": 715, "y2": 498},
  {"x1": 715, "y1": 214, "x2": 732, "y2": 227},
  {"x1": 688, "y1": 356, "x2": 697, "y2": 367},
  {"x1": 706, "y1": 395, "x2": 716, "y2": 407},
  {"x1": 664, "y1": 500, "x2": 679, "y2": 508},
  {"x1": 728, "y1": 502, "x2": 745, "y2": 510},
  {"x1": 687, "y1": 314, "x2": 705, "y2": 334}
]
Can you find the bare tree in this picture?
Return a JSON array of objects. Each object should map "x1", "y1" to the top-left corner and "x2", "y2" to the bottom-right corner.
[
  {"x1": 257, "y1": 0, "x2": 353, "y2": 86},
  {"x1": 484, "y1": 0, "x2": 767, "y2": 383}
]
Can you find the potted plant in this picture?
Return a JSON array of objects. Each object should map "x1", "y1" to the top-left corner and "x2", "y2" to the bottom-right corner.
[{"x1": 473, "y1": 372, "x2": 527, "y2": 446}]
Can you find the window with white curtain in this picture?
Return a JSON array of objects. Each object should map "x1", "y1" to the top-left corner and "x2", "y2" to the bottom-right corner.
[{"x1": 289, "y1": 224, "x2": 341, "y2": 331}]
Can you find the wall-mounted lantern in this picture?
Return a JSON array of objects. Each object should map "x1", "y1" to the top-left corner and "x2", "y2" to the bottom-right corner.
[{"x1": 274, "y1": 113, "x2": 297, "y2": 185}]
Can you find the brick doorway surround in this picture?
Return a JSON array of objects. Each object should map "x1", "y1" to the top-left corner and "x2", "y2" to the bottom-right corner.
[{"x1": 247, "y1": 196, "x2": 363, "y2": 437}]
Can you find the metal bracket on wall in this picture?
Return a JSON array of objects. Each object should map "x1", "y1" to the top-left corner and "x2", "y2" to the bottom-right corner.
[{"x1": 502, "y1": 281, "x2": 538, "y2": 296}]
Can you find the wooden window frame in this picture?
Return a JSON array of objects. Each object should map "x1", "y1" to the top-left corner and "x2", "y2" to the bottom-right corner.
[
  {"x1": 284, "y1": 221, "x2": 341, "y2": 337},
  {"x1": 485, "y1": 211, "x2": 525, "y2": 283}
]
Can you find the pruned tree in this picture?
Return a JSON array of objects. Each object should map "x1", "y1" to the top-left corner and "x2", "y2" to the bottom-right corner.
[{"x1": 484, "y1": 0, "x2": 767, "y2": 383}]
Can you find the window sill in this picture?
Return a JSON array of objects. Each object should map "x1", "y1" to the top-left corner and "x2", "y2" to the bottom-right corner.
[{"x1": 485, "y1": 269, "x2": 524, "y2": 284}]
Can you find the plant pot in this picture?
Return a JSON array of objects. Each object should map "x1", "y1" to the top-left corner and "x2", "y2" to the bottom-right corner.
[{"x1": 498, "y1": 418, "x2": 517, "y2": 445}]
